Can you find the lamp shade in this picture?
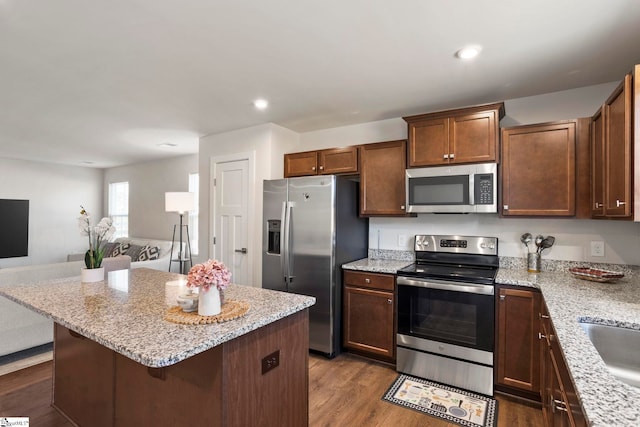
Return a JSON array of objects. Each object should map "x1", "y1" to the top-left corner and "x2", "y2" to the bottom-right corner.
[{"x1": 165, "y1": 192, "x2": 195, "y2": 213}]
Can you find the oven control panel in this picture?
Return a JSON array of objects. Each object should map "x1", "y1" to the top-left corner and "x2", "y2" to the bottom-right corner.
[{"x1": 414, "y1": 235, "x2": 498, "y2": 256}]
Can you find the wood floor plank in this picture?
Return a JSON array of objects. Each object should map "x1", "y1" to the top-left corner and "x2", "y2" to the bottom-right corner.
[{"x1": 0, "y1": 353, "x2": 544, "y2": 426}]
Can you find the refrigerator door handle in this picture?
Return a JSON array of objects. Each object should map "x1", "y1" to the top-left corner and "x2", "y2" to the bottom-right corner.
[
  {"x1": 286, "y1": 202, "x2": 294, "y2": 286},
  {"x1": 280, "y1": 201, "x2": 288, "y2": 288}
]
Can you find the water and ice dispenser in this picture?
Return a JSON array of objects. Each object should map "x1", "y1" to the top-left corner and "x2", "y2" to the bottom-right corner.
[{"x1": 267, "y1": 220, "x2": 281, "y2": 255}]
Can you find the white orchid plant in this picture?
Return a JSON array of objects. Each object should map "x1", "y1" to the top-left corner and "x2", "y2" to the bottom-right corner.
[{"x1": 78, "y1": 206, "x2": 116, "y2": 269}]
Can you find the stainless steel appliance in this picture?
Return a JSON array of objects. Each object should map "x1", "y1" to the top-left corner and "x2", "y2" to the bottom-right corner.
[
  {"x1": 262, "y1": 175, "x2": 368, "y2": 357},
  {"x1": 405, "y1": 162, "x2": 497, "y2": 213},
  {"x1": 396, "y1": 234, "x2": 498, "y2": 396}
]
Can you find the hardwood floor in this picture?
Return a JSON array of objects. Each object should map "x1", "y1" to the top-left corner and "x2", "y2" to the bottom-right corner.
[{"x1": 0, "y1": 353, "x2": 543, "y2": 426}]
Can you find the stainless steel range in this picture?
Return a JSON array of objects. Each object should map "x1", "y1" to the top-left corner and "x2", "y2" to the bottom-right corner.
[{"x1": 396, "y1": 235, "x2": 498, "y2": 396}]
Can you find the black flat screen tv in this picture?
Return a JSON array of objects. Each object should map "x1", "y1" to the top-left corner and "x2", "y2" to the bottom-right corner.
[{"x1": 0, "y1": 199, "x2": 29, "y2": 258}]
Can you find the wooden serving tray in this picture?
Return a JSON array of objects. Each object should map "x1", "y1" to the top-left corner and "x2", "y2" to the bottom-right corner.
[{"x1": 568, "y1": 267, "x2": 624, "y2": 283}]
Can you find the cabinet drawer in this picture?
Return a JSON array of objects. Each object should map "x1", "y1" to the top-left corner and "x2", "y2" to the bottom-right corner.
[{"x1": 344, "y1": 270, "x2": 395, "y2": 291}]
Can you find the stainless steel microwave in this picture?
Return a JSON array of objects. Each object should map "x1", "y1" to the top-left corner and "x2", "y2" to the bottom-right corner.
[{"x1": 405, "y1": 163, "x2": 498, "y2": 213}]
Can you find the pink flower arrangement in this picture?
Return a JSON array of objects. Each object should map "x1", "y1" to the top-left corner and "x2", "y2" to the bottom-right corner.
[{"x1": 187, "y1": 259, "x2": 232, "y2": 292}]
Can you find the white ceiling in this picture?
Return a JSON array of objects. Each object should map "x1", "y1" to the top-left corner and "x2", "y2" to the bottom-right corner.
[{"x1": 2, "y1": 0, "x2": 640, "y2": 168}]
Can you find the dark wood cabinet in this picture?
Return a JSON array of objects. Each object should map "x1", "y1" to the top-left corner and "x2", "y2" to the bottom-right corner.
[
  {"x1": 359, "y1": 139, "x2": 408, "y2": 216},
  {"x1": 343, "y1": 270, "x2": 395, "y2": 361},
  {"x1": 603, "y1": 73, "x2": 632, "y2": 218},
  {"x1": 404, "y1": 103, "x2": 504, "y2": 167},
  {"x1": 495, "y1": 286, "x2": 541, "y2": 399},
  {"x1": 501, "y1": 120, "x2": 590, "y2": 217},
  {"x1": 284, "y1": 146, "x2": 358, "y2": 177},
  {"x1": 591, "y1": 107, "x2": 606, "y2": 217},
  {"x1": 53, "y1": 323, "x2": 115, "y2": 427},
  {"x1": 540, "y1": 303, "x2": 587, "y2": 427}
]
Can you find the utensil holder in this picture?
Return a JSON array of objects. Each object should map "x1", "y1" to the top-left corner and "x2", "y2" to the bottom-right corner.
[{"x1": 527, "y1": 253, "x2": 541, "y2": 273}]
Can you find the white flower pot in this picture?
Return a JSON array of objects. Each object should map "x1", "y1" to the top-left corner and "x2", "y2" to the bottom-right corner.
[
  {"x1": 198, "y1": 287, "x2": 221, "y2": 316},
  {"x1": 81, "y1": 267, "x2": 105, "y2": 283}
]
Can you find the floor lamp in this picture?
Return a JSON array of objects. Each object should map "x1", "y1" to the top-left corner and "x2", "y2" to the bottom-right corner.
[{"x1": 165, "y1": 192, "x2": 195, "y2": 274}]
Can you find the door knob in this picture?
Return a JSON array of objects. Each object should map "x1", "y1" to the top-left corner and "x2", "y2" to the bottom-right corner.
[{"x1": 235, "y1": 248, "x2": 247, "y2": 254}]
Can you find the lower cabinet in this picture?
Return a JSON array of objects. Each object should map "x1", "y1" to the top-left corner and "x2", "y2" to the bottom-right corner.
[
  {"x1": 540, "y1": 303, "x2": 587, "y2": 427},
  {"x1": 343, "y1": 270, "x2": 395, "y2": 361},
  {"x1": 495, "y1": 286, "x2": 541, "y2": 399}
]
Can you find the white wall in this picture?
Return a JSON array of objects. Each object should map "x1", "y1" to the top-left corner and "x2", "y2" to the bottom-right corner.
[
  {"x1": 199, "y1": 123, "x2": 299, "y2": 287},
  {"x1": 299, "y1": 81, "x2": 640, "y2": 265},
  {"x1": 104, "y1": 154, "x2": 198, "y2": 243},
  {"x1": 0, "y1": 157, "x2": 103, "y2": 268}
]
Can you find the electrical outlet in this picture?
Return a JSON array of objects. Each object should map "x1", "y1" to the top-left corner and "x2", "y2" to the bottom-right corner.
[
  {"x1": 261, "y1": 350, "x2": 280, "y2": 374},
  {"x1": 590, "y1": 241, "x2": 605, "y2": 257},
  {"x1": 398, "y1": 234, "x2": 407, "y2": 247}
]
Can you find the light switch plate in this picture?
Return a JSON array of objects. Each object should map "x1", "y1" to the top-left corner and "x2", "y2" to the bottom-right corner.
[{"x1": 398, "y1": 234, "x2": 407, "y2": 247}]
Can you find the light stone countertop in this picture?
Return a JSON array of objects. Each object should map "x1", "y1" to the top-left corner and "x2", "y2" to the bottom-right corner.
[
  {"x1": 0, "y1": 268, "x2": 315, "y2": 368},
  {"x1": 497, "y1": 268, "x2": 640, "y2": 427},
  {"x1": 342, "y1": 258, "x2": 413, "y2": 274},
  {"x1": 343, "y1": 257, "x2": 640, "y2": 426}
]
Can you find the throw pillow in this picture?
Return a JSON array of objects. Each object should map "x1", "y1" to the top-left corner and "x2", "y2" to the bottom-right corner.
[
  {"x1": 102, "y1": 242, "x2": 118, "y2": 258},
  {"x1": 137, "y1": 245, "x2": 160, "y2": 261},
  {"x1": 124, "y1": 244, "x2": 144, "y2": 262},
  {"x1": 110, "y1": 242, "x2": 130, "y2": 257}
]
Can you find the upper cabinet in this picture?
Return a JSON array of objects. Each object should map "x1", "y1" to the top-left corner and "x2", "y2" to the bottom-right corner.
[
  {"x1": 404, "y1": 103, "x2": 505, "y2": 167},
  {"x1": 501, "y1": 120, "x2": 590, "y2": 217},
  {"x1": 591, "y1": 73, "x2": 633, "y2": 219},
  {"x1": 359, "y1": 140, "x2": 408, "y2": 216},
  {"x1": 284, "y1": 146, "x2": 358, "y2": 178}
]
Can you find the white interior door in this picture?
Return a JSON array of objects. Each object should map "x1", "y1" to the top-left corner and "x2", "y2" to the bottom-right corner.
[{"x1": 213, "y1": 159, "x2": 249, "y2": 285}]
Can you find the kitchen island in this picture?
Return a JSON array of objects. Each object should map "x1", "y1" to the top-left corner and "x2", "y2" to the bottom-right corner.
[{"x1": 0, "y1": 268, "x2": 315, "y2": 426}]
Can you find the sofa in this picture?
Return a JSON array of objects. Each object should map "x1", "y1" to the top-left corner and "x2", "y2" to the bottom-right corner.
[{"x1": 0, "y1": 237, "x2": 178, "y2": 357}]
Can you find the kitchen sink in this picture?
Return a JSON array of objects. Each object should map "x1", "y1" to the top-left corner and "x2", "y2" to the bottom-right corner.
[{"x1": 579, "y1": 322, "x2": 640, "y2": 389}]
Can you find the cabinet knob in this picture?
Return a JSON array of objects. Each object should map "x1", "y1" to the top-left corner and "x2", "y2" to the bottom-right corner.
[
  {"x1": 311, "y1": 166, "x2": 316, "y2": 171},
  {"x1": 387, "y1": 299, "x2": 392, "y2": 305},
  {"x1": 443, "y1": 154, "x2": 449, "y2": 159},
  {"x1": 400, "y1": 205, "x2": 405, "y2": 210},
  {"x1": 538, "y1": 332, "x2": 547, "y2": 340},
  {"x1": 319, "y1": 165, "x2": 324, "y2": 171},
  {"x1": 595, "y1": 202, "x2": 602, "y2": 209},
  {"x1": 539, "y1": 313, "x2": 550, "y2": 319},
  {"x1": 616, "y1": 199, "x2": 626, "y2": 207},
  {"x1": 499, "y1": 295, "x2": 505, "y2": 301},
  {"x1": 449, "y1": 153, "x2": 455, "y2": 159},
  {"x1": 503, "y1": 205, "x2": 509, "y2": 210},
  {"x1": 365, "y1": 278, "x2": 370, "y2": 284}
]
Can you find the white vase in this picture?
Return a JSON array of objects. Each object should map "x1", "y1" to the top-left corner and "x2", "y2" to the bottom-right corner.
[
  {"x1": 81, "y1": 267, "x2": 105, "y2": 283},
  {"x1": 198, "y1": 287, "x2": 221, "y2": 316}
]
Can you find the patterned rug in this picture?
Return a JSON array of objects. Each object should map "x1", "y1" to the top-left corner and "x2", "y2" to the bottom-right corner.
[{"x1": 382, "y1": 374, "x2": 498, "y2": 427}]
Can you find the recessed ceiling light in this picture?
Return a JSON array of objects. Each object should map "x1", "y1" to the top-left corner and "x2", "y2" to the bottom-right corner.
[
  {"x1": 157, "y1": 142, "x2": 177, "y2": 148},
  {"x1": 455, "y1": 46, "x2": 481, "y2": 60},
  {"x1": 81, "y1": 161, "x2": 95, "y2": 165},
  {"x1": 253, "y1": 99, "x2": 269, "y2": 110}
]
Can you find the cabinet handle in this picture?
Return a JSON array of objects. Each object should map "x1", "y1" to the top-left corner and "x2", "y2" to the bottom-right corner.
[
  {"x1": 387, "y1": 299, "x2": 393, "y2": 305},
  {"x1": 616, "y1": 199, "x2": 626, "y2": 207},
  {"x1": 365, "y1": 278, "x2": 370, "y2": 284},
  {"x1": 319, "y1": 165, "x2": 324, "y2": 171},
  {"x1": 499, "y1": 295, "x2": 505, "y2": 301},
  {"x1": 443, "y1": 154, "x2": 449, "y2": 159},
  {"x1": 538, "y1": 332, "x2": 546, "y2": 340},
  {"x1": 400, "y1": 205, "x2": 405, "y2": 210},
  {"x1": 449, "y1": 153, "x2": 455, "y2": 159},
  {"x1": 553, "y1": 398, "x2": 568, "y2": 413},
  {"x1": 595, "y1": 202, "x2": 602, "y2": 209},
  {"x1": 503, "y1": 205, "x2": 509, "y2": 210},
  {"x1": 311, "y1": 166, "x2": 316, "y2": 171},
  {"x1": 539, "y1": 313, "x2": 550, "y2": 319}
]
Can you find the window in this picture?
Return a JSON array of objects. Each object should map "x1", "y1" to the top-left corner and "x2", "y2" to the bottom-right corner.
[
  {"x1": 188, "y1": 173, "x2": 199, "y2": 255},
  {"x1": 109, "y1": 181, "x2": 129, "y2": 238}
]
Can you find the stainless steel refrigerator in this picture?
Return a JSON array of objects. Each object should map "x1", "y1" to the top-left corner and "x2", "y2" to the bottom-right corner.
[{"x1": 262, "y1": 175, "x2": 368, "y2": 357}]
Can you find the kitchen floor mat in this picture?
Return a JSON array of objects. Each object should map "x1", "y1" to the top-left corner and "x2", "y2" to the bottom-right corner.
[{"x1": 382, "y1": 374, "x2": 497, "y2": 427}]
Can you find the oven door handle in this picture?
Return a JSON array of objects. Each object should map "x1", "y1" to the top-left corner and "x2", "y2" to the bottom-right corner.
[{"x1": 396, "y1": 276, "x2": 494, "y2": 296}]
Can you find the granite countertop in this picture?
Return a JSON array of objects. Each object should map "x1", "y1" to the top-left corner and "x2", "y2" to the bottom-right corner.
[
  {"x1": 342, "y1": 258, "x2": 412, "y2": 274},
  {"x1": 497, "y1": 268, "x2": 640, "y2": 427},
  {"x1": 345, "y1": 257, "x2": 640, "y2": 426},
  {"x1": 0, "y1": 268, "x2": 315, "y2": 368}
]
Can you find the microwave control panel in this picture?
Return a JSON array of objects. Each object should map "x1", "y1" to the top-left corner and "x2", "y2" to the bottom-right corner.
[{"x1": 474, "y1": 173, "x2": 494, "y2": 205}]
